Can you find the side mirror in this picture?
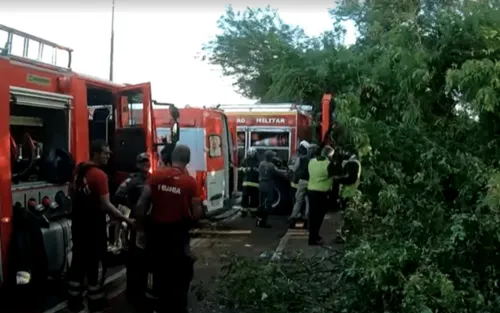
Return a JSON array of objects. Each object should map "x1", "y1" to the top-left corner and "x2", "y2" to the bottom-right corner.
[
  {"x1": 151, "y1": 101, "x2": 181, "y2": 145},
  {"x1": 169, "y1": 104, "x2": 180, "y2": 144}
]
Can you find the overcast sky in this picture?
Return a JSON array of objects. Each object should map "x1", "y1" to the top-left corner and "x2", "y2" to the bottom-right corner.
[{"x1": 0, "y1": 1, "x2": 356, "y2": 106}]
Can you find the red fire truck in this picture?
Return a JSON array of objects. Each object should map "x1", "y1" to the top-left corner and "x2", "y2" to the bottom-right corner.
[
  {"x1": 220, "y1": 103, "x2": 313, "y2": 165},
  {"x1": 220, "y1": 103, "x2": 313, "y2": 212},
  {"x1": 0, "y1": 24, "x2": 160, "y2": 305}
]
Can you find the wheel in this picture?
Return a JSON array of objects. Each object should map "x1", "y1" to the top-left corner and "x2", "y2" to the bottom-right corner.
[
  {"x1": 272, "y1": 180, "x2": 292, "y2": 215},
  {"x1": 271, "y1": 187, "x2": 281, "y2": 209},
  {"x1": 241, "y1": 209, "x2": 248, "y2": 217}
]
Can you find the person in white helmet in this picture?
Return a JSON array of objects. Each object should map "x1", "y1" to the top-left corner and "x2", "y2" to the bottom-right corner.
[{"x1": 289, "y1": 140, "x2": 311, "y2": 228}]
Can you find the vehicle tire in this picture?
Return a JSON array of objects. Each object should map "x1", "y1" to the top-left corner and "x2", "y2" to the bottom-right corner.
[
  {"x1": 272, "y1": 181, "x2": 292, "y2": 216},
  {"x1": 241, "y1": 209, "x2": 248, "y2": 217},
  {"x1": 271, "y1": 187, "x2": 281, "y2": 210}
]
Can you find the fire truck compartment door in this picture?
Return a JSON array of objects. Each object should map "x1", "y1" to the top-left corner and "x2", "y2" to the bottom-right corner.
[{"x1": 10, "y1": 86, "x2": 72, "y2": 109}]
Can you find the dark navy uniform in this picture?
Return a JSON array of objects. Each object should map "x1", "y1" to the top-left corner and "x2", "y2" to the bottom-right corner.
[
  {"x1": 114, "y1": 169, "x2": 149, "y2": 303},
  {"x1": 68, "y1": 163, "x2": 109, "y2": 313},
  {"x1": 240, "y1": 148, "x2": 260, "y2": 210}
]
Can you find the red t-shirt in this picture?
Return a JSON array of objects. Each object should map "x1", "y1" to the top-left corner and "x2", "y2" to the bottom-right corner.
[
  {"x1": 148, "y1": 167, "x2": 200, "y2": 223},
  {"x1": 71, "y1": 164, "x2": 109, "y2": 244},
  {"x1": 85, "y1": 167, "x2": 109, "y2": 197}
]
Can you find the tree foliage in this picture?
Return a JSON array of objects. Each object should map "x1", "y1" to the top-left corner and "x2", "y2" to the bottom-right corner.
[{"x1": 203, "y1": 1, "x2": 500, "y2": 312}]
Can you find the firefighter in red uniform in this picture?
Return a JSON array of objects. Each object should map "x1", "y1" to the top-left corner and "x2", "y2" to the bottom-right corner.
[
  {"x1": 67, "y1": 140, "x2": 135, "y2": 313},
  {"x1": 136, "y1": 144, "x2": 203, "y2": 313}
]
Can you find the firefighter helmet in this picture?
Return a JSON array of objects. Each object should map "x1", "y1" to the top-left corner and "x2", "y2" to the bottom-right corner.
[{"x1": 247, "y1": 147, "x2": 257, "y2": 158}]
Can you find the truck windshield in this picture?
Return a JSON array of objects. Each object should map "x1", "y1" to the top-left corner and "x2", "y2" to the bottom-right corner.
[{"x1": 127, "y1": 101, "x2": 144, "y2": 126}]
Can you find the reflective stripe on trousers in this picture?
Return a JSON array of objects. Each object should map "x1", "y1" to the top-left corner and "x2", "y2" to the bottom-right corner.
[
  {"x1": 242, "y1": 181, "x2": 259, "y2": 187},
  {"x1": 146, "y1": 271, "x2": 158, "y2": 300},
  {"x1": 67, "y1": 242, "x2": 107, "y2": 313}
]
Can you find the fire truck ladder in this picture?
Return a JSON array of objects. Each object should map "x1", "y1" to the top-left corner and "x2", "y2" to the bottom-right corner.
[
  {"x1": 217, "y1": 103, "x2": 313, "y2": 113},
  {"x1": 0, "y1": 24, "x2": 73, "y2": 69}
]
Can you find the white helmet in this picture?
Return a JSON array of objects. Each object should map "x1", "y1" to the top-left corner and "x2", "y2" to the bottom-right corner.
[
  {"x1": 299, "y1": 140, "x2": 310, "y2": 149},
  {"x1": 247, "y1": 147, "x2": 257, "y2": 158}
]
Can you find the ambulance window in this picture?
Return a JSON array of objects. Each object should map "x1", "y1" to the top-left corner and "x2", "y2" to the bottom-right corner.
[{"x1": 209, "y1": 135, "x2": 222, "y2": 157}]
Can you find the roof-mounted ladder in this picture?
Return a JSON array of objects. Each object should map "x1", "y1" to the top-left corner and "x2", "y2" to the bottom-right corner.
[
  {"x1": 217, "y1": 103, "x2": 313, "y2": 113},
  {"x1": 0, "y1": 24, "x2": 73, "y2": 69}
]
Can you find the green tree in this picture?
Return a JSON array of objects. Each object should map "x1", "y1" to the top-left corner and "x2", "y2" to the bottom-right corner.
[{"x1": 203, "y1": 1, "x2": 500, "y2": 312}]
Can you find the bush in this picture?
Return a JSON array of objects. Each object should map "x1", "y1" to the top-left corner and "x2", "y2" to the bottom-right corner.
[
  {"x1": 204, "y1": 1, "x2": 500, "y2": 312},
  {"x1": 215, "y1": 252, "x2": 342, "y2": 313}
]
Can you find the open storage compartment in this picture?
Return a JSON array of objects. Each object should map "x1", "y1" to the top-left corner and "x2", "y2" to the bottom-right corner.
[{"x1": 9, "y1": 87, "x2": 73, "y2": 185}]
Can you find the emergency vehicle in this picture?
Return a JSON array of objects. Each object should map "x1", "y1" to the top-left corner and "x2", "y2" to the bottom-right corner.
[
  {"x1": 0, "y1": 24, "x2": 160, "y2": 299},
  {"x1": 219, "y1": 103, "x2": 313, "y2": 212},
  {"x1": 135, "y1": 106, "x2": 238, "y2": 216}
]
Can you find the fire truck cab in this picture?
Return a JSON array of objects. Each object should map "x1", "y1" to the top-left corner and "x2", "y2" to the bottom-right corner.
[
  {"x1": 0, "y1": 24, "x2": 158, "y2": 299},
  {"x1": 220, "y1": 103, "x2": 313, "y2": 213},
  {"x1": 150, "y1": 106, "x2": 238, "y2": 216}
]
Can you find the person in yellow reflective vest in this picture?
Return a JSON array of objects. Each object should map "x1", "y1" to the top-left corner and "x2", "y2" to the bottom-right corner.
[
  {"x1": 239, "y1": 148, "x2": 260, "y2": 215},
  {"x1": 307, "y1": 145, "x2": 337, "y2": 245},
  {"x1": 334, "y1": 150, "x2": 361, "y2": 243}
]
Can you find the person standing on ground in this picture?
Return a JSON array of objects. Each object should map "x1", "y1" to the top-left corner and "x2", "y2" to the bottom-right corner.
[
  {"x1": 113, "y1": 152, "x2": 151, "y2": 305},
  {"x1": 307, "y1": 145, "x2": 337, "y2": 246},
  {"x1": 135, "y1": 144, "x2": 203, "y2": 313},
  {"x1": 240, "y1": 148, "x2": 260, "y2": 216},
  {"x1": 67, "y1": 140, "x2": 135, "y2": 313},
  {"x1": 334, "y1": 149, "x2": 362, "y2": 243},
  {"x1": 289, "y1": 148, "x2": 301, "y2": 207},
  {"x1": 256, "y1": 150, "x2": 288, "y2": 228},
  {"x1": 289, "y1": 141, "x2": 311, "y2": 228}
]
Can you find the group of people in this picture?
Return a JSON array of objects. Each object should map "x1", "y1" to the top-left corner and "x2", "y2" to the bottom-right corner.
[
  {"x1": 299, "y1": 143, "x2": 361, "y2": 245},
  {"x1": 65, "y1": 136, "x2": 360, "y2": 312},
  {"x1": 239, "y1": 148, "x2": 289, "y2": 228},
  {"x1": 67, "y1": 139, "x2": 201, "y2": 313},
  {"x1": 240, "y1": 140, "x2": 361, "y2": 245}
]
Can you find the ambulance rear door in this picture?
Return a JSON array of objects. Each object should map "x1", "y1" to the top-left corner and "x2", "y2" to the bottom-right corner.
[{"x1": 204, "y1": 113, "x2": 227, "y2": 213}]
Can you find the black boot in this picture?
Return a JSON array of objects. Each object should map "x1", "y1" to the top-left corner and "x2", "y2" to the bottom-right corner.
[
  {"x1": 256, "y1": 218, "x2": 271, "y2": 228},
  {"x1": 308, "y1": 236, "x2": 324, "y2": 246},
  {"x1": 302, "y1": 219, "x2": 309, "y2": 229}
]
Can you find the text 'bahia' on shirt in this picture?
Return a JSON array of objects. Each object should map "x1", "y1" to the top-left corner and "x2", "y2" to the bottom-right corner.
[{"x1": 148, "y1": 167, "x2": 200, "y2": 224}]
